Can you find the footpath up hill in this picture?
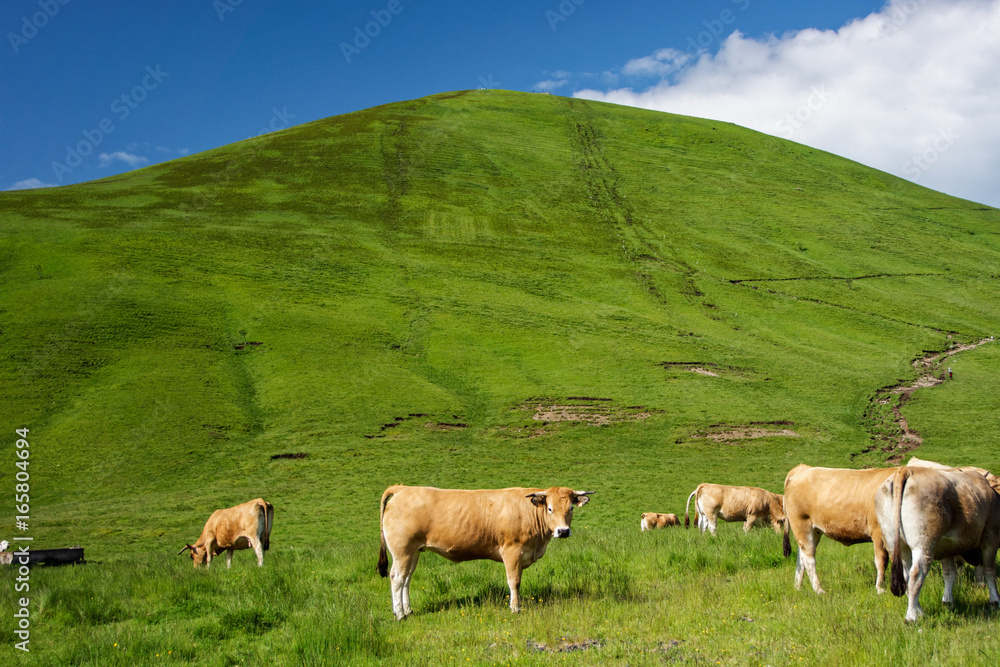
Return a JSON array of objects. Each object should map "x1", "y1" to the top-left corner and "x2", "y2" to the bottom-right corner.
[{"x1": 1, "y1": 89, "x2": 998, "y2": 555}]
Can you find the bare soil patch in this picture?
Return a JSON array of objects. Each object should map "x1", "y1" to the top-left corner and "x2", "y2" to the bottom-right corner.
[{"x1": 691, "y1": 422, "x2": 799, "y2": 442}]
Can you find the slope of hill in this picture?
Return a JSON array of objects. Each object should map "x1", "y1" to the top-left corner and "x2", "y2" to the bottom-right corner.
[
  {"x1": 4, "y1": 89, "x2": 1000, "y2": 665},
  {"x1": 1, "y1": 89, "x2": 998, "y2": 555}
]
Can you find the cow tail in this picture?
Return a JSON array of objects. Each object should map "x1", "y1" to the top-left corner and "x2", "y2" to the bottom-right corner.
[
  {"x1": 889, "y1": 467, "x2": 911, "y2": 597},
  {"x1": 261, "y1": 500, "x2": 273, "y2": 552},
  {"x1": 684, "y1": 488, "x2": 698, "y2": 529},
  {"x1": 782, "y1": 515, "x2": 792, "y2": 558},
  {"x1": 378, "y1": 485, "x2": 403, "y2": 578}
]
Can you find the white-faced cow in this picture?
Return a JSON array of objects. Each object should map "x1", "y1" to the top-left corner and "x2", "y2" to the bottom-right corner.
[
  {"x1": 876, "y1": 466, "x2": 1000, "y2": 621},
  {"x1": 684, "y1": 484, "x2": 785, "y2": 535},
  {"x1": 178, "y1": 498, "x2": 273, "y2": 568},
  {"x1": 640, "y1": 512, "x2": 680, "y2": 531},
  {"x1": 377, "y1": 485, "x2": 593, "y2": 619},
  {"x1": 782, "y1": 464, "x2": 898, "y2": 594}
]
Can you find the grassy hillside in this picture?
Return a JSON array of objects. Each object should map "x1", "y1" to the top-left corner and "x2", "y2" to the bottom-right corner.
[{"x1": 1, "y1": 89, "x2": 999, "y2": 664}]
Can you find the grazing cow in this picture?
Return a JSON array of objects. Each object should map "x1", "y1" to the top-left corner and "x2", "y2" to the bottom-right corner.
[
  {"x1": 782, "y1": 464, "x2": 898, "y2": 594},
  {"x1": 640, "y1": 512, "x2": 680, "y2": 531},
  {"x1": 178, "y1": 498, "x2": 273, "y2": 568},
  {"x1": 684, "y1": 484, "x2": 785, "y2": 535},
  {"x1": 876, "y1": 466, "x2": 1000, "y2": 621},
  {"x1": 377, "y1": 485, "x2": 593, "y2": 619}
]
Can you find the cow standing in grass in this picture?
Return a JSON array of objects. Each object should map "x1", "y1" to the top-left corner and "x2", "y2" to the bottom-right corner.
[
  {"x1": 876, "y1": 466, "x2": 1000, "y2": 621},
  {"x1": 782, "y1": 464, "x2": 897, "y2": 594},
  {"x1": 377, "y1": 485, "x2": 593, "y2": 619},
  {"x1": 684, "y1": 483, "x2": 785, "y2": 535},
  {"x1": 179, "y1": 498, "x2": 273, "y2": 568}
]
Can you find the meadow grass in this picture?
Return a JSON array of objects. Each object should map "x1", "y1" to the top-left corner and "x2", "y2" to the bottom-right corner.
[
  {"x1": 1, "y1": 89, "x2": 999, "y2": 663},
  {"x1": 2, "y1": 527, "x2": 999, "y2": 665}
]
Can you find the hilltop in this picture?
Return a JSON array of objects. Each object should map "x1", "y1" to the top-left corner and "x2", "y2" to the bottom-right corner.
[{"x1": 1, "y1": 89, "x2": 998, "y2": 554}]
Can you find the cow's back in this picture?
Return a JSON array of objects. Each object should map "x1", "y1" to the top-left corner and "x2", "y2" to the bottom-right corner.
[
  {"x1": 383, "y1": 487, "x2": 542, "y2": 562},
  {"x1": 785, "y1": 466, "x2": 896, "y2": 544},
  {"x1": 205, "y1": 499, "x2": 268, "y2": 548}
]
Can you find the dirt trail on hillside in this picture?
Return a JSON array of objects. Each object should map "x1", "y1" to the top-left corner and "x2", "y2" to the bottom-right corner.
[{"x1": 860, "y1": 337, "x2": 994, "y2": 462}]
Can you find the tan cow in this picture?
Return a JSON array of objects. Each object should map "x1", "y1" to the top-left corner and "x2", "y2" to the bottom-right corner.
[
  {"x1": 640, "y1": 512, "x2": 680, "y2": 531},
  {"x1": 377, "y1": 485, "x2": 593, "y2": 619},
  {"x1": 876, "y1": 466, "x2": 1000, "y2": 621},
  {"x1": 907, "y1": 456, "x2": 1000, "y2": 493},
  {"x1": 782, "y1": 464, "x2": 897, "y2": 594},
  {"x1": 684, "y1": 484, "x2": 785, "y2": 535},
  {"x1": 178, "y1": 498, "x2": 273, "y2": 568}
]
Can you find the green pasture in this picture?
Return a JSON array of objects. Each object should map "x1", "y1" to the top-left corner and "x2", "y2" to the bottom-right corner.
[{"x1": 1, "y1": 89, "x2": 999, "y2": 664}]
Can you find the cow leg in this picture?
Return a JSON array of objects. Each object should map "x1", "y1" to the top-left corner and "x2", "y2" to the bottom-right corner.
[
  {"x1": 225, "y1": 549, "x2": 234, "y2": 569},
  {"x1": 796, "y1": 528, "x2": 825, "y2": 594},
  {"x1": 743, "y1": 515, "x2": 756, "y2": 533},
  {"x1": 401, "y1": 549, "x2": 420, "y2": 617},
  {"x1": 706, "y1": 509, "x2": 718, "y2": 536},
  {"x1": 982, "y1": 546, "x2": 1000, "y2": 608},
  {"x1": 941, "y1": 557, "x2": 958, "y2": 607},
  {"x1": 501, "y1": 549, "x2": 523, "y2": 613},
  {"x1": 872, "y1": 529, "x2": 889, "y2": 594},
  {"x1": 905, "y1": 549, "x2": 930, "y2": 622},
  {"x1": 252, "y1": 538, "x2": 264, "y2": 567},
  {"x1": 389, "y1": 549, "x2": 416, "y2": 620}
]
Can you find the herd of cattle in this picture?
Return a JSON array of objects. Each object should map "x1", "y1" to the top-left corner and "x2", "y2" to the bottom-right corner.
[{"x1": 179, "y1": 456, "x2": 1000, "y2": 623}]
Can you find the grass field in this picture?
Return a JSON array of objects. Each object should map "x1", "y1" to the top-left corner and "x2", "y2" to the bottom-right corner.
[{"x1": 1, "y1": 89, "x2": 999, "y2": 664}]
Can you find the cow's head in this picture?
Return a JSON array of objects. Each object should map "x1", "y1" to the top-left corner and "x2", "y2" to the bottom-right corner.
[
  {"x1": 177, "y1": 543, "x2": 208, "y2": 567},
  {"x1": 526, "y1": 487, "x2": 594, "y2": 539}
]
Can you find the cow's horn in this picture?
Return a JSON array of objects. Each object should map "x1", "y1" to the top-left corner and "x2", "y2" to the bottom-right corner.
[
  {"x1": 177, "y1": 544, "x2": 193, "y2": 555},
  {"x1": 573, "y1": 490, "x2": 595, "y2": 496}
]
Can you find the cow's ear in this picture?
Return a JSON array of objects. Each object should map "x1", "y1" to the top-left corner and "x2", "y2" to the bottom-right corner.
[
  {"x1": 572, "y1": 491, "x2": 595, "y2": 507},
  {"x1": 526, "y1": 492, "x2": 546, "y2": 507}
]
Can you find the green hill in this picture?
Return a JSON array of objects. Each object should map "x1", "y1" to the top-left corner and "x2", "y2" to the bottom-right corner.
[{"x1": 2, "y1": 89, "x2": 999, "y2": 664}]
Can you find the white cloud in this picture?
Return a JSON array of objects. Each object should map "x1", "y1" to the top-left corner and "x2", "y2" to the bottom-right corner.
[
  {"x1": 6, "y1": 178, "x2": 57, "y2": 190},
  {"x1": 98, "y1": 151, "x2": 149, "y2": 168},
  {"x1": 534, "y1": 78, "x2": 569, "y2": 92},
  {"x1": 622, "y1": 48, "x2": 691, "y2": 78},
  {"x1": 574, "y1": 0, "x2": 1000, "y2": 207}
]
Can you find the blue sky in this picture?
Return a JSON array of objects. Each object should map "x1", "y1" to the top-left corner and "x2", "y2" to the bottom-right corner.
[{"x1": 3, "y1": 1, "x2": 997, "y2": 206}]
